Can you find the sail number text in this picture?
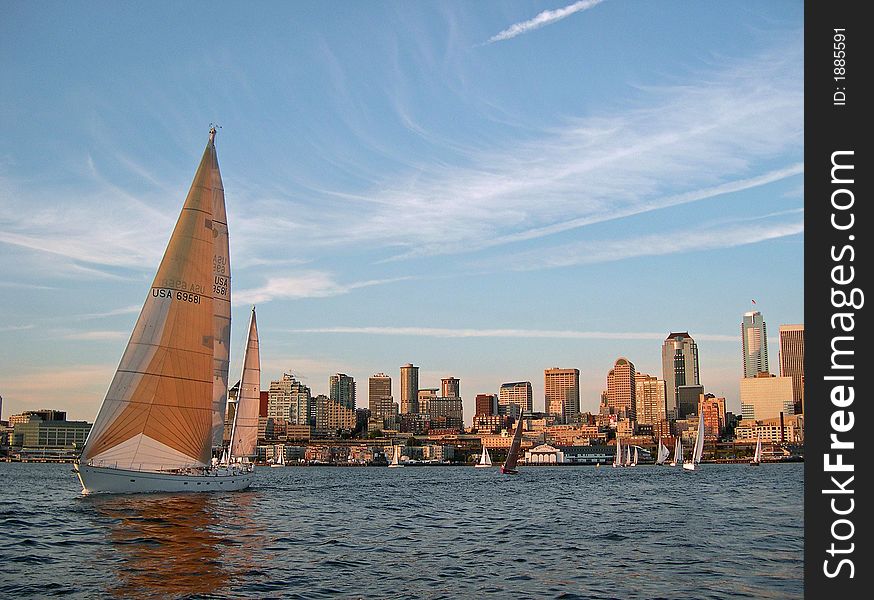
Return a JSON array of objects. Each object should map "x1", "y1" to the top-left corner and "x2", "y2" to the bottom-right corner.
[{"x1": 152, "y1": 288, "x2": 201, "y2": 304}]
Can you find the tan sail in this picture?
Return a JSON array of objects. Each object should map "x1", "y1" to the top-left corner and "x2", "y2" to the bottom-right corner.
[
  {"x1": 229, "y1": 307, "x2": 260, "y2": 460},
  {"x1": 209, "y1": 128, "x2": 232, "y2": 448},
  {"x1": 81, "y1": 131, "x2": 219, "y2": 471}
]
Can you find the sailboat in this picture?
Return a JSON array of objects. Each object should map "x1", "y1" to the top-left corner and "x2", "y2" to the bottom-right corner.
[
  {"x1": 624, "y1": 444, "x2": 631, "y2": 467},
  {"x1": 475, "y1": 445, "x2": 493, "y2": 468},
  {"x1": 683, "y1": 412, "x2": 706, "y2": 472},
  {"x1": 388, "y1": 444, "x2": 403, "y2": 468},
  {"x1": 223, "y1": 306, "x2": 260, "y2": 471},
  {"x1": 271, "y1": 445, "x2": 286, "y2": 468},
  {"x1": 669, "y1": 437, "x2": 683, "y2": 467},
  {"x1": 500, "y1": 411, "x2": 525, "y2": 474},
  {"x1": 631, "y1": 446, "x2": 638, "y2": 467},
  {"x1": 74, "y1": 128, "x2": 254, "y2": 494},
  {"x1": 749, "y1": 434, "x2": 763, "y2": 466},
  {"x1": 655, "y1": 437, "x2": 670, "y2": 465},
  {"x1": 612, "y1": 436, "x2": 622, "y2": 468}
]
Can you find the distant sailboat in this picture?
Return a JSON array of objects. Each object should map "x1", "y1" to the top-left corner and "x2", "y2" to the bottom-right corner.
[
  {"x1": 500, "y1": 411, "x2": 525, "y2": 474},
  {"x1": 624, "y1": 444, "x2": 631, "y2": 467},
  {"x1": 613, "y1": 436, "x2": 622, "y2": 468},
  {"x1": 75, "y1": 128, "x2": 253, "y2": 494},
  {"x1": 750, "y1": 434, "x2": 763, "y2": 466},
  {"x1": 670, "y1": 437, "x2": 683, "y2": 467},
  {"x1": 475, "y1": 445, "x2": 493, "y2": 468},
  {"x1": 655, "y1": 437, "x2": 670, "y2": 465},
  {"x1": 683, "y1": 412, "x2": 706, "y2": 472},
  {"x1": 388, "y1": 444, "x2": 403, "y2": 468},
  {"x1": 270, "y1": 445, "x2": 286, "y2": 467},
  {"x1": 631, "y1": 446, "x2": 638, "y2": 467}
]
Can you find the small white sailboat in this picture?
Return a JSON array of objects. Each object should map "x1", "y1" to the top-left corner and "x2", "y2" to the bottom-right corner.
[
  {"x1": 271, "y1": 445, "x2": 286, "y2": 467},
  {"x1": 631, "y1": 446, "x2": 638, "y2": 467},
  {"x1": 655, "y1": 437, "x2": 670, "y2": 465},
  {"x1": 670, "y1": 437, "x2": 683, "y2": 467},
  {"x1": 750, "y1": 434, "x2": 763, "y2": 466},
  {"x1": 613, "y1": 436, "x2": 622, "y2": 468},
  {"x1": 388, "y1": 444, "x2": 403, "y2": 468},
  {"x1": 683, "y1": 412, "x2": 706, "y2": 472},
  {"x1": 475, "y1": 445, "x2": 493, "y2": 468},
  {"x1": 623, "y1": 444, "x2": 631, "y2": 467},
  {"x1": 75, "y1": 128, "x2": 253, "y2": 494}
]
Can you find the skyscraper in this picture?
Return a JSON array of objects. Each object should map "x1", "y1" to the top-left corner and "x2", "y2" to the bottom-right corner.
[
  {"x1": 329, "y1": 373, "x2": 356, "y2": 410},
  {"x1": 475, "y1": 393, "x2": 497, "y2": 416},
  {"x1": 634, "y1": 373, "x2": 667, "y2": 425},
  {"x1": 544, "y1": 368, "x2": 580, "y2": 424},
  {"x1": 368, "y1": 373, "x2": 396, "y2": 430},
  {"x1": 661, "y1": 332, "x2": 700, "y2": 420},
  {"x1": 606, "y1": 357, "x2": 636, "y2": 420},
  {"x1": 742, "y1": 310, "x2": 769, "y2": 378},
  {"x1": 267, "y1": 373, "x2": 311, "y2": 426},
  {"x1": 400, "y1": 363, "x2": 419, "y2": 414},
  {"x1": 499, "y1": 381, "x2": 533, "y2": 418},
  {"x1": 779, "y1": 324, "x2": 804, "y2": 414},
  {"x1": 441, "y1": 377, "x2": 460, "y2": 398}
]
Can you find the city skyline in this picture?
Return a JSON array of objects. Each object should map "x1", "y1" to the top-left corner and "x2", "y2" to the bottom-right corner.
[{"x1": 0, "y1": 3, "x2": 803, "y2": 423}]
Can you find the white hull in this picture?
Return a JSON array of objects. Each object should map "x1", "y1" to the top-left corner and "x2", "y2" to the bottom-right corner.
[
  {"x1": 474, "y1": 464, "x2": 492, "y2": 468},
  {"x1": 682, "y1": 463, "x2": 696, "y2": 471},
  {"x1": 75, "y1": 463, "x2": 254, "y2": 494}
]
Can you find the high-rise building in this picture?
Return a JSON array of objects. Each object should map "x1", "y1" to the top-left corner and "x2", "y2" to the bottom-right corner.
[
  {"x1": 740, "y1": 373, "x2": 795, "y2": 421},
  {"x1": 441, "y1": 377, "x2": 460, "y2": 399},
  {"x1": 267, "y1": 373, "x2": 311, "y2": 426},
  {"x1": 329, "y1": 373, "x2": 356, "y2": 410},
  {"x1": 742, "y1": 310, "x2": 769, "y2": 378},
  {"x1": 634, "y1": 373, "x2": 667, "y2": 425},
  {"x1": 661, "y1": 332, "x2": 700, "y2": 420},
  {"x1": 400, "y1": 363, "x2": 419, "y2": 414},
  {"x1": 699, "y1": 393, "x2": 726, "y2": 440},
  {"x1": 544, "y1": 368, "x2": 580, "y2": 424},
  {"x1": 677, "y1": 384, "x2": 705, "y2": 420},
  {"x1": 475, "y1": 393, "x2": 497, "y2": 417},
  {"x1": 779, "y1": 324, "x2": 804, "y2": 414},
  {"x1": 499, "y1": 381, "x2": 533, "y2": 419},
  {"x1": 368, "y1": 373, "x2": 397, "y2": 430},
  {"x1": 606, "y1": 358, "x2": 636, "y2": 420},
  {"x1": 418, "y1": 388, "x2": 438, "y2": 414}
]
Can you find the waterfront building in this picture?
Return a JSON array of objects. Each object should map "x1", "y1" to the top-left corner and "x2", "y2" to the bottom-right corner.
[
  {"x1": 735, "y1": 414, "x2": 804, "y2": 444},
  {"x1": 400, "y1": 363, "x2": 419, "y2": 414},
  {"x1": 544, "y1": 368, "x2": 580, "y2": 424},
  {"x1": 498, "y1": 381, "x2": 533, "y2": 419},
  {"x1": 8, "y1": 409, "x2": 67, "y2": 426},
  {"x1": 441, "y1": 377, "x2": 460, "y2": 399},
  {"x1": 634, "y1": 374, "x2": 667, "y2": 425},
  {"x1": 475, "y1": 393, "x2": 497, "y2": 416},
  {"x1": 677, "y1": 384, "x2": 705, "y2": 420},
  {"x1": 267, "y1": 373, "x2": 311, "y2": 426},
  {"x1": 661, "y1": 332, "x2": 700, "y2": 420},
  {"x1": 742, "y1": 310, "x2": 769, "y2": 378},
  {"x1": 740, "y1": 373, "x2": 795, "y2": 421},
  {"x1": 472, "y1": 414, "x2": 507, "y2": 433},
  {"x1": 779, "y1": 324, "x2": 805, "y2": 414},
  {"x1": 329, "y1": 373, "x2": 356, "y2": 410},
  {"x1": 524, "y1": 444, "x2": 566, "y2": 464},
  {"x1": 606, "y1": 358, "x2": 636, "y2": 420},
  {"x1": 698, "y1": 394, "x2": 725, "y2": 440},
  {"x1": 12, "y1": 416, "x2": 91, "y2": 460}
]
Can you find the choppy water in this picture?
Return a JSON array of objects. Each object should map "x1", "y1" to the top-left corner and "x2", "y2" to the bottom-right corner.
[{"x1": 0, "y1": 462, "x2": 802, "y2": 599}]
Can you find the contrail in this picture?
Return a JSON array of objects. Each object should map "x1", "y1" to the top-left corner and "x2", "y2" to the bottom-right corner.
[{"x1": 488, "y1": 0, "x2": 605, "y2": 44}]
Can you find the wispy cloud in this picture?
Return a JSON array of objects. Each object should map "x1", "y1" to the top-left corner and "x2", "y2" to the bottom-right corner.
[
  {"x1": 63, "y1": 330, "x2": 129, "y2": 341},
  {"x1": 0, "y1": 324, "x2": 34, "y2": 332},
  {"x1": 487, "y1": 0, "x2": 605, "y2": 44},
  {"x1": 234, "y1": 271, "x2": 413, "y2": 305},
  {"x1": 474, "y1": 214, "x2": 803, "y2": 272},
  {"x1": 71, "y1": 305, "x2": 141, "y2": 321},
  {"x1": 287, "y1": 325, "x2": 739, "y2": 343}
]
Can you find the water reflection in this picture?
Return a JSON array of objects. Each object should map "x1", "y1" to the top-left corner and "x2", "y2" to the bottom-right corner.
[{"x1": 86, "y1": 492, "x2": 261, "y2": 599}]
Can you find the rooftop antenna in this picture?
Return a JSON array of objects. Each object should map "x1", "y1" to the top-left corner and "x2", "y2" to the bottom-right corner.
[{"x1": 209, "y1": 123, "x2": 222, "y2": 142}]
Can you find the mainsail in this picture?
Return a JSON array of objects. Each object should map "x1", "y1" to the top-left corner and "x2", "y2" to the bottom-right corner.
[
  {"x1": 209, "y1": 129, "x2": 231, "y2": 448},
  {"x1": 613, "y1": 436, "x2": 622, "y2": 467},
  {"x1": 502, "y1": 411, "x2": 525, "y2": 472},
  {"x1": 81, "y1": 130, "x2": 220, "y2": 472},
  {"x1": 656, "y1": 437, "x2": 670, "y2": 465},
  {"x1": 692, "y1": 411, "x2": 706, "y2": 464},
  {"x1": 228, "y1": 307, "x2": 260, "y2": 461}
]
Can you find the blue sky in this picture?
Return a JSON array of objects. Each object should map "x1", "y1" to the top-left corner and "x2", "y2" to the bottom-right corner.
[{"x1": 0, "y1": 1, "x2": 803, "y2": 422}]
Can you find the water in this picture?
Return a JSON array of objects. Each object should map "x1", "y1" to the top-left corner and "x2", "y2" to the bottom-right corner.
[{"x1": 0, "y1": 462, "x2": 802, "y2": 599}]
